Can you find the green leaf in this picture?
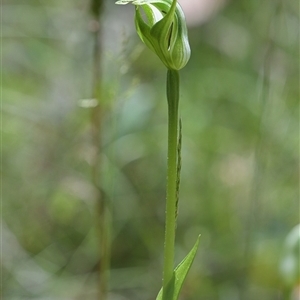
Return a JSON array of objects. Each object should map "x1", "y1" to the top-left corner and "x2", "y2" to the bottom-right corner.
[{"x1": 156, "y1": 235, "x2": 200, "y2": 300}]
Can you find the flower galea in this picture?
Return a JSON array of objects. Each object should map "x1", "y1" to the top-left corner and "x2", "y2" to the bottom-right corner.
[{"x1": 116, "y1": 0, "x2": 191, "y2": 70}]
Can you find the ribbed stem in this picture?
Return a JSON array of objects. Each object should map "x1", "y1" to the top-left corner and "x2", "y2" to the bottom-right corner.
[{"x1": 163, "y1": 69, "x2": 180, "y2": 299}]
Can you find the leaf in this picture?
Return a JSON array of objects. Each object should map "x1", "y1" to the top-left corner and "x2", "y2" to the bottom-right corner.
[{"x1": 156, "y1": 235, "x2": 200, "y2": 300}]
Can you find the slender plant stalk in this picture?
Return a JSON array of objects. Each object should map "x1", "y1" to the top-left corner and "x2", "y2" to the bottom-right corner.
[
  {"x1": 163, "y1": 69, "x2": 180, "y2": 296},
  {"x1": 90, "y1": 1, "x2": 110, "y2": 299},
  {"x1": 241, "y1": 2, "x2": 282, "y2": 296}
]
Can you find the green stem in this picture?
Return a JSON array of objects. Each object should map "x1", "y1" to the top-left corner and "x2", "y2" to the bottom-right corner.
[
  {"x1": 163, "y1": 69, "x2": 180, "y2": 298},
  {"x1": 89, "y1": 1, "x2": 110, "y2": 299}
]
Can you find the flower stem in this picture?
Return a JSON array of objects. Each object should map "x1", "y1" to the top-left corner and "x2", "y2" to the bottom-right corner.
[{"x1": 163, "y1": 69, "x2": 180, "y2": 298}]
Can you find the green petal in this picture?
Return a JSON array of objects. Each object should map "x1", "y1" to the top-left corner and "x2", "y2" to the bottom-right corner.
[{"x1": 135, "y1": 6, "x2": 157, "y2": 52}]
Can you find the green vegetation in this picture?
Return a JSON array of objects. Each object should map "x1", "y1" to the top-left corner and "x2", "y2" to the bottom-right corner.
[
  {"x1": 115, "y1": 1, "x2": 199, "y2": 298},
  {"x1": 2, "y1": 0, "x2": 299, "y2": 299}
]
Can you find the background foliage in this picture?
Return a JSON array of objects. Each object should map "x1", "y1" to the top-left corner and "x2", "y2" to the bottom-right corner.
[{"x1": 2, "y1": 0, "x2": 299, "y2": 299}]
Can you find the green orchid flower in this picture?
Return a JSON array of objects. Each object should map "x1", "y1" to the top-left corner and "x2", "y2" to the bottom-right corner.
[
  {"x1": 116, "y1": 0, "x2": 191, "y2": 70},
  {"x1": 116, "y1": 2, "x2": 199, "y2": 299}
]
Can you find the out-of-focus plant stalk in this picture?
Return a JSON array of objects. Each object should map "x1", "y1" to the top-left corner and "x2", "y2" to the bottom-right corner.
[
  {"x1": 241, "y1": 2, "x2": 282, "y2": 297},
  {"x1": 90, "y1": 1, "x2": 110, "y2": 299}
]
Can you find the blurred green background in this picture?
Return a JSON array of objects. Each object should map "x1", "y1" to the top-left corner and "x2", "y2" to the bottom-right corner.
[{"x1": 2, "y1": 0, "x2": 299, "y2": 299}]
